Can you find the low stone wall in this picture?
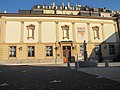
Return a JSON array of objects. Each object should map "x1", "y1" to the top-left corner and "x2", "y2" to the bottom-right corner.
[
  {"x1": 0, "y1": 59, "x2": 62, "y2": 65},
  {"x1": 75, "y1": 61, "x2": 98, "y2": 68}
]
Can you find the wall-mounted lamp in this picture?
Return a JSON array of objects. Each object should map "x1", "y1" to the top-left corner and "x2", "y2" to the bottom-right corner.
[
  {"x1": 58, "y1": 42, "x2": 61, "y2": 47},
  {"x1": 55, "y1": 46, "x2": 59, "y2": 50},
  {"x1": 18, "y1": 46, "x2": 22, "y2": 51},
  {"x1": 71, "y1": 43, "x2": 76, "y2": 49},
  {"x1": 104, "y1": 45, "x2": 107, "y2": 49},
  {"x1": 72, "y1": 46, "x2": 76, "y2": 49}
]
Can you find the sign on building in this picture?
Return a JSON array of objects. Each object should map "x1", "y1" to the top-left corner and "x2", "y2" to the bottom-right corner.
[{"x1": 77, "y1": 27, "x2": 86, "y2": 39}]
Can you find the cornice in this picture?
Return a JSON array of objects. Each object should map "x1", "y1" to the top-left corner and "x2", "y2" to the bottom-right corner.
[{"x1": 0, "y1": 13, "x2": 116, "y2": 20}]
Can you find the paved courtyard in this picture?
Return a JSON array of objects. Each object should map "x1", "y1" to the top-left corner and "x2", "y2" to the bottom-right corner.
[
  {"x1": 78, "y1": 67, "x2": 120, "y2": 82},
  {"x1": 0, "y1": 65, "x2": 120, "y2": 90}
]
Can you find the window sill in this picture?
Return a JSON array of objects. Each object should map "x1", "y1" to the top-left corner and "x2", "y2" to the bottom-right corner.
[
  {"x1": 8, "y1": 57, "x2": 17, "y2": 59},
  {"x1": 45, "y1": 56, "x2": 54, "y2": 59}
]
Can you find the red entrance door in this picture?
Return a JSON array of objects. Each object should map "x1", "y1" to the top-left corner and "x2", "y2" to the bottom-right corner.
[
  {"x1": 63, "y1": 46, "x2": 71, "y2": 63},
  {"x1": 63, "y1": 50, "x2": 69, "y2": 63}
]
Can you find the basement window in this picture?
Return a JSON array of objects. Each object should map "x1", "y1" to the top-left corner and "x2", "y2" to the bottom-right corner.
[
  {"x1": 28, "y1": 46, "x2": 35, "y2": 57},
  {"x1": 46, "y1": 46, "x2": 53, "y2": 56},
  {"x1": 9, "y1": 46, "x2": 16, "y2": 57}
]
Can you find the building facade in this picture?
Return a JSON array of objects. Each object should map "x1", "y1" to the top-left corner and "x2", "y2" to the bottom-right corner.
[{"x1": 0, "y1": 14, "x2": 119, "y2": 64}]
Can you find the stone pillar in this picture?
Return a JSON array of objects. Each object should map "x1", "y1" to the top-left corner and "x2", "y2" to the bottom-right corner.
[
  {"x1": 87, "y1": 23, "x2": 91, "y2": 58},
  {"x1": 101, "y1": 23, "x2": 105, "y2": 41},
  {"x1": 87, "y1": 23, "x2": 91, "y2": 42},
  {"x1": 20, "y1": 21, "x2": 24, "y2": 43},
  {"x1": 72, "y1": 22, "x2": 76, "y2": 42},
  {"x1": 38, "y1": 21, "x2": 42, "y2": 43},
  {"x1": 1, "y1": 17, "x2": 7, "y2": 43},
  {"x1": 55, "y1": 21, "x2": 59, "y2": 42},
  {"x1": 55, "y1": 21, "x2": 59, "y2": 63},
  {"x1": 114, "y1": 23, "x2": 119, "y2": 56},
  {"x1": 114, "y1": 23, "x2": 119, "y2": 42}
]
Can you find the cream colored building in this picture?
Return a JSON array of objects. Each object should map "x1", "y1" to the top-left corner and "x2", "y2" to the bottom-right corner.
[{"x1": 0, "y1": 14, "x2": 119, "y2": 64}]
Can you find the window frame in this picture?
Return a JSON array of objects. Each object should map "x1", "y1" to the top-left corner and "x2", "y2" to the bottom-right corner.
[
  {"x1": 28, "y1": 46, "x2": 35, "y2": 57},
  {"x1": 92, "y1": 26, "x2": 100, "y2": 39},
  {"x1": 26, "y1": 24, "x2": 35, "y2": 39},
  {"x1": 46, "y1": 46, "x2": 53, "y2": 57},
  {"x1": 109, "y1": 45, "x2": 115, "y2": 55},
  {"x1": 9, "y1": 46, "x2": 16, "y2": 57},
  {"x1": 61, "y1": 25, "x2": 69, "y2": 39},
  {"x1": 95, "y1": 45, "x2": 100, "y2": 55}
]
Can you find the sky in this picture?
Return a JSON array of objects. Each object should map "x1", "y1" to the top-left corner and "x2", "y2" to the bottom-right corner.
[{"x1": 0, "y1": 0, "x2": 120, "y2": 13}]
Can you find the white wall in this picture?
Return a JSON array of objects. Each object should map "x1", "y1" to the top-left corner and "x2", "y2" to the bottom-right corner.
[
  {"x1": 5, "y1": 21, "x2": 21, "y2": 43},
  {"x1": 104, "y1": 24, "x2": 116, "y2": 42},
  {"x1": 5, "y1": 17, "x2": 116, "y2": 43},
  {"x1": 41, "y1": 22, "x2": 56, "y2": 42},
  {"x1": 0, "y1": 19, "x2": 1, "y2": 32}
]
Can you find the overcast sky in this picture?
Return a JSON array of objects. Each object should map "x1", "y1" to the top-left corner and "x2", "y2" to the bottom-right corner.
[{"x1": 0, "y1": 0, "x2": 119, "y2": 13}]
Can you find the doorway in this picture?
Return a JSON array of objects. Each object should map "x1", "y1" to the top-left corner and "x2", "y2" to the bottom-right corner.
[{"x1": 63, "y1": 46, "x2": 71, "y2": 63}]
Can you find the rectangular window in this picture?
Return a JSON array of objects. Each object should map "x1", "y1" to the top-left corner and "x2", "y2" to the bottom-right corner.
[
  {"x1": 63, "y1": 29, "x2": 69, "y2": 39},
  {"x1": 26, "y1": 24, "x2": 35, "y2": 39},
  {"x1": 95, "y1": 45, "x2": 100, "y2": 55},
  {"x1": 61, "y1": 25, "x2": 69, "y2": 39},
  {"x1": 46, "y1": 46, "x2": 53, "y2": 56},
  {"x1": 28, "y1": 46, "x2": 34, "y2": 57},
  {"x1": 109, "y1": 45, "x2": 115, "y2": 55},
  {"x1": 9, "y1": 46, "x2": 16, "y2": 57},
  {"x1": 80, "y1": 45, "x2": 84, "y2": 53},
  {"x1": 92, "y1": 26, "x2": 100, "y2": 39}
]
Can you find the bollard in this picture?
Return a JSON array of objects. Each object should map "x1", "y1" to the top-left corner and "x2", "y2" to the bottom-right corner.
[
  {"x1": 67, "y1": 61, "x2": 70, "y2": 67},
  {"x1": 75, "y1": 61, "x2": 79, "y2": 69},
  {"x1": 105, "y1": 60, "x2": 109, "y2": 67}
]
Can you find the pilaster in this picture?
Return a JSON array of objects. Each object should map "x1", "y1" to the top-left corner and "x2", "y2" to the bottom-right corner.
[
  {"x1": 72, "y1": 22, "x2": 76, "y2": 42},
  {"x1": 1, "y1": 16, "x2": 7, "y2": 43},
  {"x1": 114, "y1": 23, "x2": 119, "y2": 43},
  {"x1": 101, "y1": 23, "x2": 105, "y2": 41},
  {"x1": 87, "y1": 23, "x2": 91, "y2": 43},
  {"x1": 55, "y1": 21, "x2": 59, "y2": 42},
  {"x1": 38, "y1": 21, "x2": 42, "y2": 43},
  {"x1": 20, "y1": 21, "x2": 24, "y2": 43}
]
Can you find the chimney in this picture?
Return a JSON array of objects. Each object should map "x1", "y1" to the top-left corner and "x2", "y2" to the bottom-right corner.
[
  {"x1": 53, "y1": 2, "x2": 55, "y2": 7},
  {"x1": 62, "y1": 2, "x2": 64, "y2": 8},
  {"x1": 68, "y1": 2, "x2": 70, "y2": 8},
  {"x1": 76, "y1": 4, "x2": 78, "y2": 7},
  {"x1": 3, "y1": 10, "x2": 7, "y2": 13}
]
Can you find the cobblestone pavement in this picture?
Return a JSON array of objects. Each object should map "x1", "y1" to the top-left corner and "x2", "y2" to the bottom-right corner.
[{"x1": 0, "y1": 65, "x2": 120, "y2": 90}]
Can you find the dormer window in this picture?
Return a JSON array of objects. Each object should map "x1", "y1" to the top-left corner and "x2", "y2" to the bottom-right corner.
[
  {"x1": 61, "y1": 25, "x2": 69, "y2": 39},
  {"x1": 92, "y1": 26, "x2": 100, "y2": 39},
  {"x1": 26, "y1": 24, "x2": 35, "y2": 39}
]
